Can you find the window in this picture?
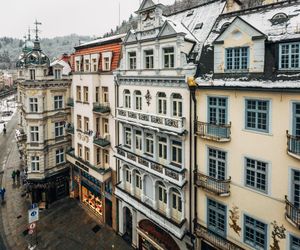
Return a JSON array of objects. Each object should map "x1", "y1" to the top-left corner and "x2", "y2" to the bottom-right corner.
[
  {"x1": 83, "y1": 86, "x2": 89, "y2": 102},
  {"x1": 226, "y1": 47, "x2": 249, "y2": 71},
  {"x1": 96, "y1": 148, "x2": 101, "y2": 165},
  {"x1": 44, "y1": 69, "x2": 48, "y2": 76},
  {"x1": 163, "y1": 47, "x2": 174, "y2": 68},
  {"x1": 125, "y1": 127, "x2": 132, "y2": 148},
  {"x1": 95, "y1": 87, "x2": 99, "y2": 103},
  {"x1": 84, "y1": 147, "x2": 90, "y2": 162},
  {"x1": 145, "y1": 133, "x2": 154, "y2": 156},
  {"x1": 76, "y1": 60, "x2": 80, "y2": 71},
  {"x1": 145, "y1": 50, "x2": 154, "y2": 69},
  {"x1": 103, "y1": 149, "x2": 109, "y2": 166},
  {"x1": 157, "y1": 92, "x2": 167, "y2": 115},
  {"x1": 103, "y1": 57, "x2": 110, "y2": 71},
  {"x1": 56, "y1": 148, "x2": 64, "y2": 164},
  {"x1": 293, "y1": 103, "x2": 300, "y2": 136},
  {"x1": 30, "y1": 69, "x2": 35, "y2": 80},
  {"x1": 280, "y1": 43, "x2": 300, "y2": 70},
  {"x1": 77, "y1": 115, "x2": 82, "y2": 130},
  {"x1": 103, "y1": 118, "x2": 109, "y2": 134},
  {"x1": 125, "y1": 167, "x2": 131, "y2": 191},
  {"x1": 30, "y1": 126, "x2": 39, "y2": 142},
  {"x1": 76, "y1": 86, "x2": 81, "y2": 101},
  {"x1": 31, "y1": 156, "x2": 40, "y2": 172},
  {"x1": 54, "y1": 96, "x2": 63, "y2": 110},
  {"x1": 158, "y1": 136, "x2": 167, "y2": 160},
  {"x1": 208, "y1": 148, "x2": 226, "y2": 180},
  {"x1": 124, "y1": 90, "x2": 131, "y2": 108},
  {"x1": 245, "y1": 158, "x2": 268, "y2": 193},
  {"x1": 245, "y1": 99, "x2": 269, "y2": 133},
  {"x1": 171, "y1": 140, "x2": 182, "y2": 165},
  {"x1": 171, "y1": 189, "x2": 182, "y2": 221},
  {"x1": 158, "y1": 184, "x2": 167, "y2": 211},
  {"x1": 194, "y1": 22, "x2": 203, "y2": 30},
  {"x1": 102, "y1": 87, "x2": 109, "y2": 103},
  {"x1": 128, "y1": 52, "x2": 137, "y2": 70},
  {"x1": 207, "y1": 199, "x2": 226, "y2": 237},
  {"x1": 244, "y1": 215, "x2": 267, "y2": 250},
  {"x1": 92, "y1": 58, "x2": 97, "y2": 72},
  {"x1": 134, "y1": 90, "x2": 142, "y2": 110},
  {"x1": 271, "y1": 13, "x2": 288, "y2": 24},
  {"x1": 172, "y1": 94, "x2": 182, "y2": 117},
  {"x1": 208, "y1": 97, "x2": 227, "y2": 125},
  {"x1": 84, "y1": 117, "x2": 89, "y2": 132},
  {"x1": 292, "y1": 170, "x2": 300, "y2": 208},
  {"x1": 54, "y1": 121, "x2": 64, "y2": 137},
  {"x1": 54, "y1": 69, "x2": 61, "y2": 79},
  {"x1": 29, "y1": 98, "x2": 38, "y2": 112},
  {"x1": 135, "y1": 172, "x2": 142, "y2": 197},
  {"x1": 290, "y1": 235, "x2": 300, "y2": 250},
  {"x1": 135, "y1": 130, "x2": 142, "y2": 152},
  {"x1": 78, "y1": 144, "x2": 82, "y2": 158},
  {"x1": 85, "y1": 59, "x2": 90, "y2": 71}
]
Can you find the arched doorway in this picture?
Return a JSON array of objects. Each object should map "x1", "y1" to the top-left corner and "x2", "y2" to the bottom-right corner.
[{"x1": 123, "y1": 207, "x2": 133, "y2": 244}]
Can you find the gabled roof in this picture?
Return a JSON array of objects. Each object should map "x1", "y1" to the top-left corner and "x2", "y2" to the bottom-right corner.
[
  {"x1": 213, "y1": 16, "x2": 266, "y2": 44},
  {"x1": 124, "y1": 30, "x2": 137, "y2": 44},
  {"x1": 136, "y1": 0, "x2": 161, "y2": 14}
]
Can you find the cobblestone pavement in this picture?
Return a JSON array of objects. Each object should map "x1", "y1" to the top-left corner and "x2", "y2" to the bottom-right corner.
[{"x1": 0, "y1": 115, "x2": 132, "y2": 250}]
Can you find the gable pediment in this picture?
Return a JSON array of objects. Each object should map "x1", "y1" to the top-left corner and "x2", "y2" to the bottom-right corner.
[
  {"x1": 214, "y1": 17, "x2": 265, "y2": 44},
  {"x1": 136, "y1": 0, "x2": 155, "y2": 13},
  {"x1": 158, "y1": 21, "x2": 178, "y2": 38},
  {"x1": 124, "y1": 31, "x2": 137, "y2": 44}
]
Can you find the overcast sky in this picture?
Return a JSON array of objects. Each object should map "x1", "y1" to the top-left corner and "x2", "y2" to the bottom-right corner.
[{"x1": 0, "y1": 0, "x2": 175, "y2": 39}]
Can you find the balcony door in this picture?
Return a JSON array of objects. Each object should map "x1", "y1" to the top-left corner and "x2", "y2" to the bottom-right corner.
[
  {"x1": 171, "y1": 190, "x2": 182, "y2": 222},
  {"x1": 208, "y1": 97, "x2": 228, "y2": 138},
  {"x1": 292, "y1": 103, "x2": 300, "y2": 153},
  {"x1": 292, "y1": 170, "x2": 300, "y2": 208},
  {"x1": 208, "y1": 148, "x2": 226, "y2": 180},
  {"x1": 158, "y1": 184, "x2": 167, "y2": 212}
]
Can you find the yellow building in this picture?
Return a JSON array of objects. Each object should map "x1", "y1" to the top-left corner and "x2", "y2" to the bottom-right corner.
[{"x1": 192, "y1": 1, "x2": 300, "y2": 249}]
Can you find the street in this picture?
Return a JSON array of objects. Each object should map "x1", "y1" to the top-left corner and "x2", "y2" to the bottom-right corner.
[{"x1": 0, "y1": 114, "x2": 132, "y2": 250}]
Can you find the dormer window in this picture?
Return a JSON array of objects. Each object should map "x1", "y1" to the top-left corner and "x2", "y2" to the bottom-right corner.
[
  {"x1": 85, "y1": 59, "x2": 90, "y2": 72},
  {"x1": 226, "y1": 47, "x2": 249, "y2": 71},
  {"x1": 76, "y1": 60, "x2": 80, "y2": 71},
  {"x1": 102, "y1": 52, "x2": 112, "y2": 71},
  {"x1": 186, "y1": 10, "x2": 194, "y2": 17},
  {"x1": 194, "y1": 23, "x2": 203, "y2": 31},
  {"x1": 220, "y1": 22, "x2": 230, "y2": 32},
  {"x1": 54, "y1": 69, "x2": 61, "y2": 79},
  {"x1": 271, "y1": 13, "x2": 288, "y2": 25},
  {"x1": 103, "y1": 57, "x2": 110, "y2": 71},
  {"x1": 92, "y1": 58, "x2": 97, "y2": 72},
  {"x1": 279, "y1": 42, "x2": 300, "y2": 70}
]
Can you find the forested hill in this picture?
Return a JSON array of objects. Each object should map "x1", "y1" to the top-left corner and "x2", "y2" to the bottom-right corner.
[{"x1": 0, "y1": 34, "x2": 92, "y2": 69}]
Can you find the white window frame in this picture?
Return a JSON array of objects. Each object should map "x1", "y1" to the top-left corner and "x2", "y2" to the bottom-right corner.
[
  {"x1": 157, "y1": 92, "x2": 167, "y2": 115},
  {"x1": 124, "y1": 127, "x2": 132, "y2": 148},
  {"x1": 31, "y1": 156, "x2": 40, "y2": 172},
  {"x1": 134, "y1": 90, "x2": 142, "y2": 111},
  {"x1": 29, "y1": 98, "x2": 38, "y2": 112},
  {"x1": 172, "y1": 93, "x2": 183, "y2": 117},
  {"x1": 124, "y1": 90, "x2": 131, "y2": 109},
  {"x1": 171, "y1": 140, "x2": 182, "y2": 165},
  {"x1": 30, "y1": 126, "x2": 39, "y2": 142},
  {"x1": 55, "y1": 121, "x2": 64, "y2": 137},
  {"x1": 56, "y1": 148, "x2": 65, "y2": 164},
  {"x1": 54, "y1": 95, "x2": 63, "y2": 110}
]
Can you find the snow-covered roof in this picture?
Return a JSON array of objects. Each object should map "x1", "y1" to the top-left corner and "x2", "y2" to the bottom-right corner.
[
  {"x1": 75, "y1": 33, "x2": 127, "y2": 49},
  {"x1": 165, "y1": 19, "x2": 198, "y2": 42},
  {"x1": 206, "y1": 1, "x2": 300, "y2": 44},
  {"x1": 50, "y1": 59, "x2": 71, "y2": 76}
]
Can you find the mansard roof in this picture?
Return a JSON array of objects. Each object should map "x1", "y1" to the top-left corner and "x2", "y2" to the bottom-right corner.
[{"x1": 206, "y1": 0, "x2": 300, "y2": 45}]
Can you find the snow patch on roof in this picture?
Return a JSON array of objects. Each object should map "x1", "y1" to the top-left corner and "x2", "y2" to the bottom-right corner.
[
  {"x1": 50, "y1": 59, "x2": 71, "y2": 76},
  {"x1": 76, "y1": 33, "x2": 127, "y2": 48}
]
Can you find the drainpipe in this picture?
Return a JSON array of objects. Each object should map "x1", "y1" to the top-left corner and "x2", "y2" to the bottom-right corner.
[{"x1": 115, "y1": 72, "x2": 120, "y2": 234}]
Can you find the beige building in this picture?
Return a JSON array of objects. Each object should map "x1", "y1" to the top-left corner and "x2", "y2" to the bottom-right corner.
[
  {"x1": 192, "y1": 0, "x2": 300, "y2": 249},
  {"x1": 16, "y1": 31, "x2": 72, "y2": 207}
]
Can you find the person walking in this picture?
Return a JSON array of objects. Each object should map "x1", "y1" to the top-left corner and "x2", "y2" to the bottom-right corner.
[
  {"x1": 16, "y1": 169, "x2": 20, "y2": 180},
  {"x1": 0, "y1": 188, "x2": 5, "y2": 202},
  {"x1": 11, "y1": 170, "x2": 16, "y2": 183}
]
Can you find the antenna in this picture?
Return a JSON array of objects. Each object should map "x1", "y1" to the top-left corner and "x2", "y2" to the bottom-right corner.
[
  {"x1": 28, "y1": 27, "x2": 31, "y2": 40},
  {"x1": 34, "y1": 19, "x2": 42, "y2": 40}
]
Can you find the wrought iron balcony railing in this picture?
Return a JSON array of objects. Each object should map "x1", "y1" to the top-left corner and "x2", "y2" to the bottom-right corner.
[
  {"x1": 285, "y1": 196, "x2": 300, "y2": 229},
  {"x1": 195, "y1": 172, "x2": 231, "y2": 196},
  {"x1": 93, "y1": 103, "x2": 110, "y2": 114},
  {"x1": 196, "y1": 121, "x2": 231, "y2": 142},
  {"x1": 287, "y1": 131, "x2": 300, "y2": 159},
  {"x1": 195, "y1": 224, "x2": 244, "y2": 250},
  {"x1": 66, "y1": 98, "x2": 74, "y2": 107},
  {"x1": 116, "y1": 108, "x2": 185, "y2": 134}
]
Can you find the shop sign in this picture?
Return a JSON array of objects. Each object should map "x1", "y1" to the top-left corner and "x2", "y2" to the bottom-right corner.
[
  {"x1": 28, "y1": 207, "x2": 39, "y2": 224},
  {"x1": 75, "y1": 160, "x2": 89, "y2": 173}
]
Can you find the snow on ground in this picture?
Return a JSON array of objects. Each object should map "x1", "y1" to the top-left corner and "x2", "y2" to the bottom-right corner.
[{"x1": 0, "y1": 94, "x2": 17, "y2": 134}]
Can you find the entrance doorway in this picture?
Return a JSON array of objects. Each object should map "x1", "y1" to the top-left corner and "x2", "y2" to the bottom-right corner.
[
  {"x1": 123, "y1": 207, "x2": 133, "y2": 244},
  {"x1": 105, "y1": 198, "x2": 112, "y2": 227}
]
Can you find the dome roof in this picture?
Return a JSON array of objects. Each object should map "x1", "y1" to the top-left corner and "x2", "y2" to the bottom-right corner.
[{"x1": 22, "y1": 40, "x2": 34, "y2": 52}]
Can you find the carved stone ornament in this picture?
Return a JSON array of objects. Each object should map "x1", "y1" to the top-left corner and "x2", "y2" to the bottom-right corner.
[
  {"x1": 145, "y1": 90, "x2": 152, "y2": 106},
  {"x1": 229, "y1": 205, "x2": 241, "y2": 236},
  {"x1": 270, "y1": 221, "x2": 286, "y2": 250}
]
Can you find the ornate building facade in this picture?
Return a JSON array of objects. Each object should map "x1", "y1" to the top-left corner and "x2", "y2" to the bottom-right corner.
[{"x1": 16, "y1": 27, "x2": 72, "y2": 207}]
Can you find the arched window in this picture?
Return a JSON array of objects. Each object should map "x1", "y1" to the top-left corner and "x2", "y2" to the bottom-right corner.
[
  {"x1": 157, "y1": 92, "x2": 167, "y2": 115},
  {"x1": 134, "y1": 90, "x2": 142, "y2": 111},
  {"x1": 170, "y1": 188, "x2": 182, "y2": 222},
  {"x1": 271, "y1": 13, "x2": 288, "y2": 25},
  {"x1": 135, "y1": 130, "x2": 142, "y2": 153},
  {"x1": 134, "y1": 170, "x2": 142, "y2": 198},
  {"x1": 124, "y1": 89, "x2": 131, "y2": 108},
  {"x1": 157, "y1": 182, "x2": 167, "y2": 213},
  {"x1": 171, "y1": 93, "x2": 182, "y2": 117}
]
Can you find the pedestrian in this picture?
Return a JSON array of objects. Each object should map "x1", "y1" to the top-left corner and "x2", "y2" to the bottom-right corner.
[
  {"x1": 0, "y1": 189, "x2": 2, "y2": 202},
  {"x1": 0, "y1": 188, "x2": 5, "y2": 201},
  {"x1": 20, "y1": 170, "x2": 25, "y2": 185},
  {"x1": 11, "y1": 170, "x2": 16, "y2": 183},
  {"x1": 16, "y1": 169, "x2": 20, "y2": 179}
]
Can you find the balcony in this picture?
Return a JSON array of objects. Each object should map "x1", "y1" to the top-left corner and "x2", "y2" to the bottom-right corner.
[
  {"x1": 115, "y1": 184, "x2": 186, "y2": 239},
  {"x1": 66, "y1": 98, "x2": 74, "y2": 107},
  {"x1": 195, "y1": 224, "x2": 244, "y2": 250},
  {"x1": 66, "y1": 148, "x2": 111, "y2": 183},
  {"x1": 116, "y1": 145, "x2": 186, "y2": 187},
  {"x1": 93, "y1": 103, "x2": 110, "y2": 114},
  {"x1": 285, "y1": 196, "x2": 300, "y2": 229},
  {"x1": 94, "y1": 135, "x2": 110, "y2": 148},
  {"x1": 287, "y1": 131, "x2": 300, "y2": 160},
  {"x1": 195, "y1": 172, "x2": 231, "y2": 196},
  {"x1": 196, "y1": 122, "x2": 231, "y2": 142},
  {"x1": 65, "y1": 124, "x2": 74, "y2": 134},
  {"x1": 116, "y1": 108, "x2": 186, "y2": 134}
]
